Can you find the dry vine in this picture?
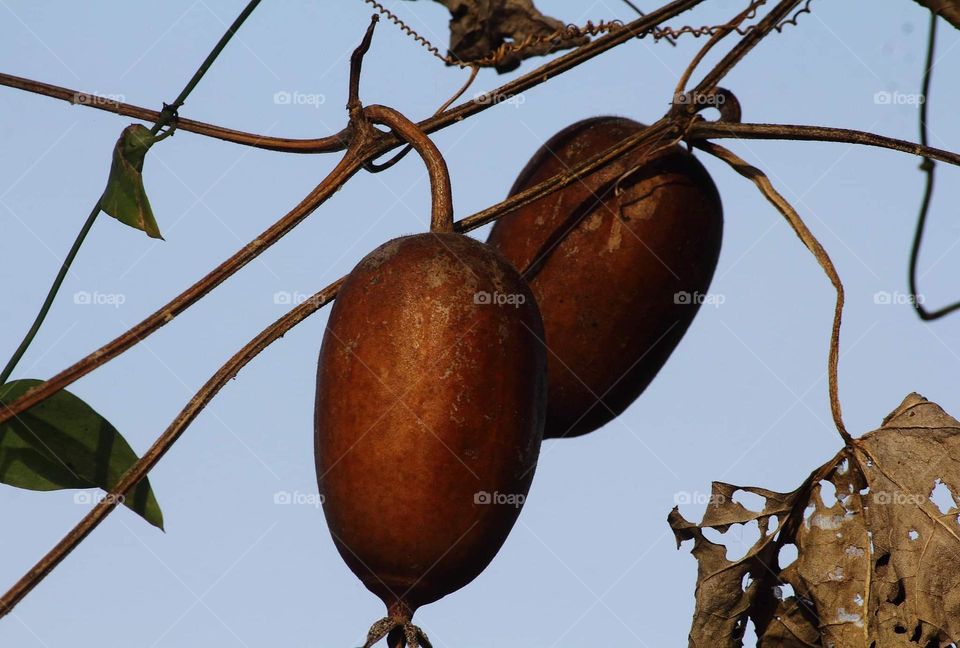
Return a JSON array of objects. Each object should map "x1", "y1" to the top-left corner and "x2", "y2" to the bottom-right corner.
[{"x1": 1, "y1": 1, "x2": 959, "y2": 642}]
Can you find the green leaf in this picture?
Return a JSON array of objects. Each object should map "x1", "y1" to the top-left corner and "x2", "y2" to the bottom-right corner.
[
  {"x1": 0, "y1": 380, "x2": 164, "y2": 529},
  {"x1": 99, "y1": 124, "x2": 164, "y2": 240}
]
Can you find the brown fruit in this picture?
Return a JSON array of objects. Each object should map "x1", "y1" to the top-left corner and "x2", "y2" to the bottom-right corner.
[
  {"x1": 487, "y1": 116, "x2": 723, "y2": 439},
  {"x1": 315, "y1": 232, "x2": 546, "y2": 621}
]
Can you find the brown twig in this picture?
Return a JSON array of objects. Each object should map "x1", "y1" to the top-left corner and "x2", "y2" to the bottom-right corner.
[
  {"x1": 688, "y1": 121, "x2": 960, "y2": 167},
  {"x1": 691, "y1": 0, "x2": 804, "y2": 96},
  {"x1": 457, "y1": 119, "x2": 678, "y2": 232},
  {"x1": 673, "y1": 0, "x2": 765, "y2": 99},
  {"x1": 365, "y1": 66, "x2": 479, "y2": 174},
  {"x1": 698, "y1": 140, "x2": 852, "y2": 445},
  {"x1": 0, "y1": 72, "x2": 352, "y2": 153}
]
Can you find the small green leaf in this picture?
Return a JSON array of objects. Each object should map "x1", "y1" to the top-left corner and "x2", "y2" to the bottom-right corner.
[
  {"x1": 100, "y1": 124, "x2": 163, "y2": 240},
  {"x1": 0, "y1": 380, "x2": 164, "y2": 529}
]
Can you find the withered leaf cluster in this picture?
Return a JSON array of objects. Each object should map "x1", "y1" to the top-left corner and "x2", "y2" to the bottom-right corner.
[
  {"x1": 671, "y1": 393, "x2": 960, "y2": 646},
  {"x1": 407, "y1": 0, "x2": 587, "y2": 72}
]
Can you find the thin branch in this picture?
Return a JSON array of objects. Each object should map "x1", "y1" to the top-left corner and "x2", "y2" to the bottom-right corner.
[
  {"x1": 692, "y1": 0, "x2": 804, "y2": 96},
  {"x1": 674, "y1": 0, "x2": 764, "y2": 98},
  {"x1": 688, "y1": 121, "x2": 960, "y2": 167},
  {"x1": 366, "y1": 66, "x2": 479, "y2": 174},
  {"x1": 0, "y1": 71, "x2": 353, "y2": 152},
  {"x1": 457, "y1": 119, "x2": 678, "y2": 232},
  {"x1": 909, "y1": 14, "x2": 959, "y2": 320},
  {"x1": 698, "y1": 140, "x2": 852, "y2": 445}
]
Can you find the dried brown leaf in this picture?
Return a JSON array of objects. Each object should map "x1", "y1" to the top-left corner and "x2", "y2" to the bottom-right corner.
[
  {"x1": 671, "y1": 393, "x2": 960, "y2": 646},
  {"x1": 409, "y1": 0, "x2": 588, "y2": 71}
]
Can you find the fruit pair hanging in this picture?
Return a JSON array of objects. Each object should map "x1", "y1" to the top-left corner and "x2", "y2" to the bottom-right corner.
[{"x1": 314, "y1": 110, "x2": 723, "y2": 647}]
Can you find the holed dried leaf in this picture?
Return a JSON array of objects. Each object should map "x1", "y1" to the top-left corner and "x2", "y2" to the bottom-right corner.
[
  {"x1": 670, "y1": 393, "x2": 960, "y2": 647},
  {"x1": 407, "y1": 0, "x2": 587, "y2": 72}
]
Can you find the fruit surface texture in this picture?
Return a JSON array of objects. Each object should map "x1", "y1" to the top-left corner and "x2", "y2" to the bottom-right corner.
[
  {"x1": 488, "y1": 116, "x2": 723, "y2": 438},
  {"x1": 315, "y1": 232, "x2": 546, "y2": 616}
]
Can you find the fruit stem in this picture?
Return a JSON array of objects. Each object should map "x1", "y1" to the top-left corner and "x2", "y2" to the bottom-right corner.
[
  {"x1": 364, "y1": 104, "x2": 454, "y2": 233},
  {"x1": 387, "y1": 599, "x2": 414, "y2": 623}
]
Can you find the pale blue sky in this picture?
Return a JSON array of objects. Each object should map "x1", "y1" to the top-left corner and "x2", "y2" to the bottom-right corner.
[{"x1": 1, "y1": 1, "x2": 959, "y2": 646}]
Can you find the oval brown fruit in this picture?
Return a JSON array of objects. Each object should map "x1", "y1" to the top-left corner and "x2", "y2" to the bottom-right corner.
[
  {"x1": 487, "y1": 116, "x2": 723, "y2": 439},
  {"x1": 315, "y1": 232, "x2": 546, "y2": 621}
]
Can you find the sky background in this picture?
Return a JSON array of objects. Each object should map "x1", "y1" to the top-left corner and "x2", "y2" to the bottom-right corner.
[{"x1": 1, "y1": 1, "x2": 959, "y2": 646}]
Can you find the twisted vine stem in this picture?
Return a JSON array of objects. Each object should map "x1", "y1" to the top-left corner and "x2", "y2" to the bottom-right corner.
[{"x1": 698, "y1": 141, "x2": 851, "y2": 444}]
